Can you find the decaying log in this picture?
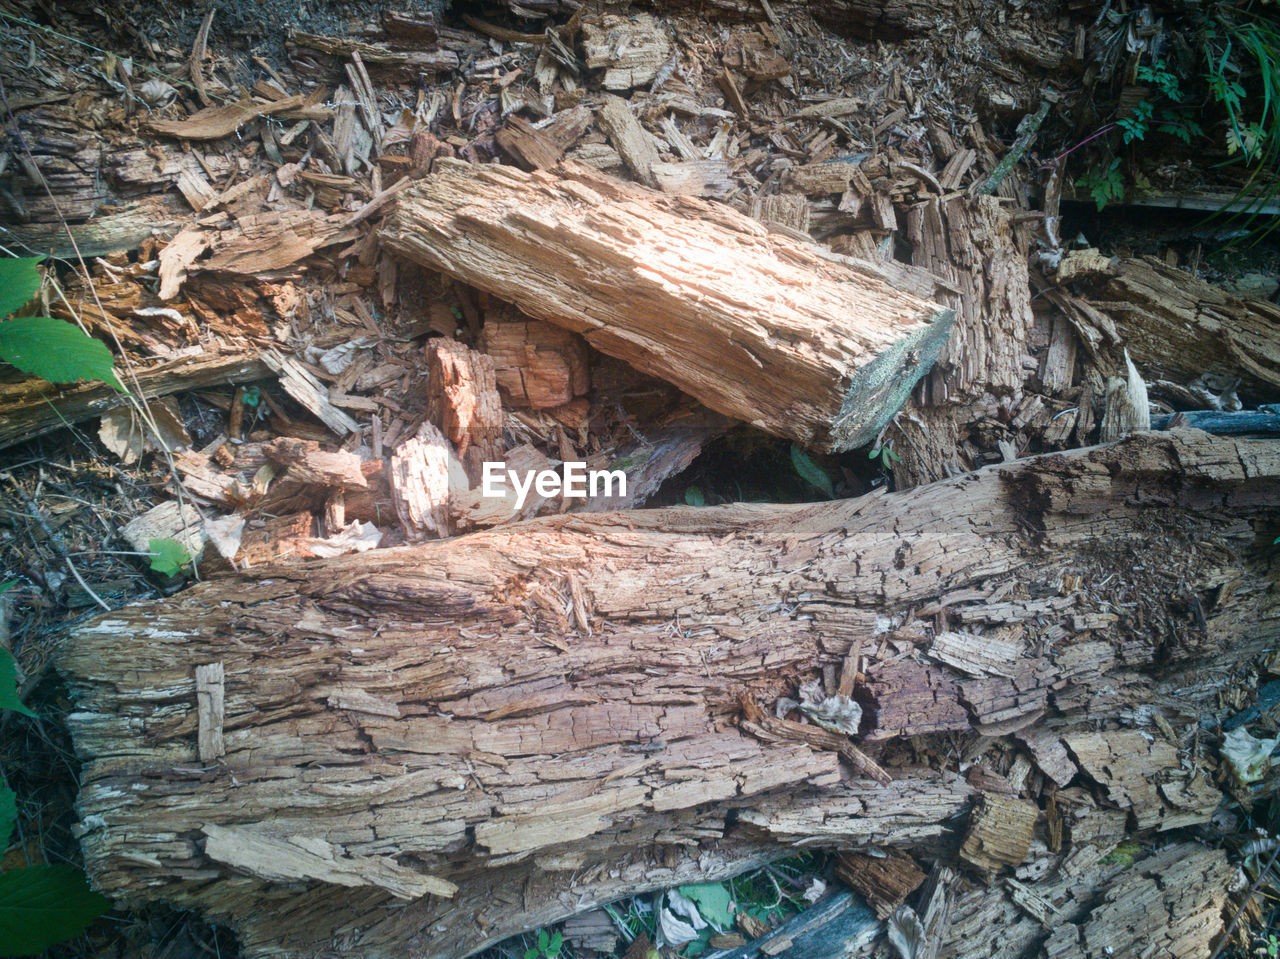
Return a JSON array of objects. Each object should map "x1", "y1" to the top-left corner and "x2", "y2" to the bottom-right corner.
[
  {"x1": 57, "y1": 430, "x2": 1279, "y2": 958},
  {"x1": 381, "y1": 159, "x2": 954, "y2": 452},
  {"x1": 1055, "y1": 250, "x2": 1280, "y2": 402},
  {"x1": 888, "y1": 195, "x2": 1035, "y2": 486},
  {"x1": 0, "y1": 352, "x2": 269, "y2": 450}
]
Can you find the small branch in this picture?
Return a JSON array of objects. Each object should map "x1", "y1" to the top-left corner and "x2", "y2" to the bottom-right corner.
[
  {"x1": 977, "y1": 100, "x2": 1051, "y2": 196},
  {"x1": 7, "y1": 479, "x2": 109, "y2": 612}
]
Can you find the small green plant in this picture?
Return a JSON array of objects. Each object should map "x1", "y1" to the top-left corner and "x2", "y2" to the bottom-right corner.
[
  {"x1": 0, "y1": 256, "x2": 122, "y2": 390},
  {"x1": 1116, "y1": 100, "x2": 1154, "y2": 143},
  {"x1": 869, "y1": 443, "x2": 901, "y2": 469},
  {"x1": 0, "y1": 619, "x2": 110, "y2": 954},
  {"x1": 789, "y1": 444, "x2": 834, "y2": 499},
  {"x1": 684, "y1": 485, "x2": 706, "y2": 507},
  {"x1": 1267, "y1": 933, "x2": 1278, "y2": 958},
  {"x1": 1100, "y1": 839, "x2": 1143, "y2": 867},
  {"x1": 148, "y1": 538, "x2": 193, "y2": 577},
  {"x1": 1076, "y1": 157, "x2": 1126, "y2": 211},
  {"x1": 522, "y1": 928, "x2": 562, "y2": 959}
]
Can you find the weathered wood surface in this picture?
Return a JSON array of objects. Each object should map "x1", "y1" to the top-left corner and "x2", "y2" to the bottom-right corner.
[
  {"x1": 57, "y1": 429, "x2": 1278, "y2": 957},
  {"x1": 381, "y1": 159, "x2": 955, "y2": 452},
  {"x1": 1055, "y1": 251, "x2": 1280, "y2": 402},
  {"x1": 0, "y1": 352, "x2": 269, "y2": 450},
  {"x1": 888, "y1": 195, "x2": 1035, "y2": 486}
]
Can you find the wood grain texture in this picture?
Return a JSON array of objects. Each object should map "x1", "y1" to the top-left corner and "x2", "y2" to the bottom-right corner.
[
  {"x1": 381, "y1": 159, "x2": 955, "y2": 452},
  {"x1": 56, "y1": 430, "x2": 1280, "y2": 957}
]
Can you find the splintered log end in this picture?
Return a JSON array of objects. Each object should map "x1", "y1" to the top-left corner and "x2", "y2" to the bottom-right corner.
[{"x1": 827, "y1": 305, "x2": 955, "y2": 451}]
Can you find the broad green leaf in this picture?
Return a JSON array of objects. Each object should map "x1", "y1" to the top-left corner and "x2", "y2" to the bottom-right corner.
[
  {"x1": 0, "y1": 786, "x2": 14, "y2": 849},
  {"x1": 0, "y1": 651, "x2": 33, "y2": 719},
  {"x1": 677, "y1": 882, "x2": 734, "y2": 930},
  {"x1": 0, "y1": 863, "x2": 109, "y2": 955},
  {"x1": 148, "y1": 538, "x2": 190, "y2": 577},
  {"x1": 0, "y1": 317, "x2": 122, "y2": 391},
  {"x1": 790, "y1": 444, "x2": 834, "y2": 499},
  {"x1": 0, "y1": 257, "x2": 44, "y2": 320},
  {"x1": 684, "y1": 485, "x2": 706, "y2": 507}
]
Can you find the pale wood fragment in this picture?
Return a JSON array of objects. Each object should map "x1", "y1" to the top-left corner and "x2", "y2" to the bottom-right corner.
[
  {"x1": 596, "y1": 96, "x2": 660, "y2": 186},
  {"x1": 959, "y1": 793, "x2": 1039, "y2": 874},
  {"x1": 201, "y1": 823, "x2": 457, "y2": 900},
  {"x1": 262, "y1": 352, "x2": 359, "y2": 436},
  {"x1": 581, "y1": 13, "x2": 670, "y2": 89},
  {"x1": 390, "y1": 422, "x2": 454, "y2": 540},
  {"x1": 480, "y1": 313, "x2": 590, "y2": 409},
  {"x1": 652, "y1": 159, "x2": 735, "y2": 197},
  {"x1": 263, "y1": 437, "x2": 369, "y2": 490},
  {"x1": 194, "y1": 663, "x2": 225, "y2": 762},
  {"x1": 1064, "y1": 730, "x2": 1219, "y2": 831},
  {"x1": 147, "y1": 95, "x2": 304, "y2": 140}
]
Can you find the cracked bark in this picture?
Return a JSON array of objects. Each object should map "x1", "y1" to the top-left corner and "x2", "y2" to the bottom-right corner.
[{"x1": 57, "y1": 429, "x2": 1278, "y2": 957}]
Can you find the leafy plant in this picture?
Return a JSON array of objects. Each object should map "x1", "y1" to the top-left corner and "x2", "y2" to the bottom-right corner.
[
  {"x1": 1076, "y1": 157, "x2": 1126, "y2": 211},
  {"x1": 148, "y1": 538, "x2": 192, "y2": 577},
  {"x1": 789, "y1": 444, "x2": 834, "y2": 499},
  {"x1": 0, "y1": 665, "x2": 110, "y2": 953},
  {"x1": 0, "y1": 256, "x2": 123, "y2": 391},
  {"x1": 1137, "y1": 59, "x2": 1182, "y2": 102},
  {"x1": 1116, "y1": 100, "x2": 1154, "y2": 143},
  {"x1": 869, "y1": 443, "x2": 901, "y2": 468},
  {"x1": 684, "y1": 485, "x2": 706, "y2": 507},
  {"x1": 0, "y1": 650, "x2": 33, "y2": 719},
  {"x1": 522, "y1": 928, "x2": 562, "y2": 959}
]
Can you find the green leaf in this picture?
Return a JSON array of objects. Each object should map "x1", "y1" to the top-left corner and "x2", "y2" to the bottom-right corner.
[
  {"x1": 148, "y1": 538, "x2": 190, "y2": 577},
  {"x1": 0, "y1": 786, "x2": 15, "y2": 849},
  {"x1": 0, "y1": 257, "x2": 44, "y2": 320},
  {"x1": 789, "y1": 445, "x2": 834, "y2": 499},
  {"x1": 0, "y1": 650, "x2": 34, "y2": 718},
  {"x1": 684, "y1": 485, "x2": 706, "y2": 507},
  {"x1": 0, "y1": 317, "x2": 122, "y2": 390},
  {"x1": 0, "y1": 581, "x2": 15, "y2": 595},
  {"x1": 677, "y1": 882, "x2": 734, "y2": 930},
  {"x1": 0, "y1": 863, "x2": 109, "y2": 955}
]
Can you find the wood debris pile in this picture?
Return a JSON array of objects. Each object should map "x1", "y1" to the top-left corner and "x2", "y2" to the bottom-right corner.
[{"x1": 1, "y1": 1, "x2": 1279, "y2": 958}]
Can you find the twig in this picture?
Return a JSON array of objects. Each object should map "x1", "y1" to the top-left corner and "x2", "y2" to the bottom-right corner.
[
  {"x1": 7, "y1": 479, "x2": 109, "y2": 611},
  {"x1": 976, "y1": 100, "x2": 1051, "y2": 196},
  {"x1": 1208, "y1": 843, "x2": 1280, "y2": 959}
]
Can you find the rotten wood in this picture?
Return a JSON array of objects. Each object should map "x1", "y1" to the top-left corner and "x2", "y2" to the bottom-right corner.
[
  {"x1": 56, "y1": 430, "x2": 1280, "y2": 958},
  {"x1": 381, "y1": 160, "x2": 954, "y2": 452}
]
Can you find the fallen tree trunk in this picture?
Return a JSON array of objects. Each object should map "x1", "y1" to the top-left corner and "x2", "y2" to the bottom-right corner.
[
  {"x1": 381, "y1": 159, "x2": 955, "y2": 452},
  {"x1": 57, "y1": 429, "x2": 1278, "y2": 958},
  {"x1": 1054, "y1": 250, "x2": 1280, "y2": 403},
  {"x1": 0, "y1": 351, "x2": 270, "y2": 449}
]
